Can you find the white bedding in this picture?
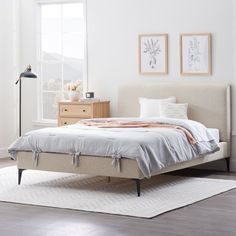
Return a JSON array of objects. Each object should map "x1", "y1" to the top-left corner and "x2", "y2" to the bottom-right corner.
[
  {"x1": 8, "y1": 117, "x2": 220, "y2": 178},
  {"x1": 208, "y1": 128, "x2": 220, "y2": 143}
]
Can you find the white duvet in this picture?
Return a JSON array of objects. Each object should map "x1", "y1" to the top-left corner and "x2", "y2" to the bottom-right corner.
[{"x1": 8, "y1": 117, "x2": 220, "y2": 178}]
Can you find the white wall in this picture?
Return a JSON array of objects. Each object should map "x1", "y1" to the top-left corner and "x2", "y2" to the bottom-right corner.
[
  {"x1": 87, "y1": 0, "x2": 234, "y2": 115},
  {"x1": 0, "y1": 0, "x2": 18, "y2": 157},
  {"x1": 19, "y1": 0, "x2": 236, "y2": 170},
  {"x1": 19, "y1": 0, "x2": 38, "y2": 134}
]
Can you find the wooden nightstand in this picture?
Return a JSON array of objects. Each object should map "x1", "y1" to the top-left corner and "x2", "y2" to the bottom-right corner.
[{"x1": 58, "y1": 100, "x2": 110, "y2": 126}]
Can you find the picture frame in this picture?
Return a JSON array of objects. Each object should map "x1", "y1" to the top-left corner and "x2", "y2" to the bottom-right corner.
[
  {"x1": 139, "y1": 34, "x2": 168, "y2": 75},
  {"x1": 180, "y1": 33, "x2": 212, "y2": 76}
]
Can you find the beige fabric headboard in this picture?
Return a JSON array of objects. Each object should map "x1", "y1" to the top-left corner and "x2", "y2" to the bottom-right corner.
[{"x1": 117, "y1": 83, "x2": 231, "y2": 142}]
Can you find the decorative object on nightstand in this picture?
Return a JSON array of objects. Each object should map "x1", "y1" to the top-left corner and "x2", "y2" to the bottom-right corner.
[
  {"x1": 67, "y1": 80, "x2": 83, "y2": 102},
  {"x1": 58, "y1": 100, "x2": 110, "y2": 126},
  {"x1": 86, "y1": 92, "x2": 94, "y2": 99},
  {"x1": 69, "y1": 91, "x2": 80, "y2": 102},
  {"x1": 15, "y1": 65, "x2": 37, "y2": 136},
  {"x1": 80, "y1": 92, "x2": 100, "y2": 102}
]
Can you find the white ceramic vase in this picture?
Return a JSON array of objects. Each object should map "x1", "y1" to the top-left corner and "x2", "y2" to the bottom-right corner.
[{"x1": 69, "y1": 91, "x2": 80, "y2": 102}]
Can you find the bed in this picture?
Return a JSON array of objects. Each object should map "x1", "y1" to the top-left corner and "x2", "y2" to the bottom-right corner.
[{"x1": 10, "y1": 83, "x2": 231, "y2": 196}]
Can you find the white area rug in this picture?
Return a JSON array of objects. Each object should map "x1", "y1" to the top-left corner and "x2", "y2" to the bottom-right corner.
[{"x1": 0, "y1": 166, "x2": 236, "y2": 218}]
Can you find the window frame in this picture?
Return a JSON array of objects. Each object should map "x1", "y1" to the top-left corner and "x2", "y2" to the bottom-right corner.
[{"x1": 35, "y1": 0, "x2": 88, "y2": 123}]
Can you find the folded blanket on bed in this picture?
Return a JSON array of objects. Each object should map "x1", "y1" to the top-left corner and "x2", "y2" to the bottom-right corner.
[
  {"x1": 8, "y1": 117, "x2": 220, "y2": 178},
  {"x1": 78, "y1": 119, "x2": 196, "y2": 144}
]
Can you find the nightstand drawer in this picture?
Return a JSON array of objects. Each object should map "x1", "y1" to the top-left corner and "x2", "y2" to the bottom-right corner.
[
  {"x1": 58, "y1": 101, "x2": 110, "y2": 127},
  {"x1": 60, "y1": 104, "x2": 91, "y2": 118},
  {"x1": 59, "y1": 118, "x2": 80, "y2": 126}
]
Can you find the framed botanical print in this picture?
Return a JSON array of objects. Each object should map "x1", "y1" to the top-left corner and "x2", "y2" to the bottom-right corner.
[
  {"x1": 180, "y1": 33, "x2": 212, "y2": 75},
  {"x1": 139, "y1": 34, "x2": 168, "y2": 75}
]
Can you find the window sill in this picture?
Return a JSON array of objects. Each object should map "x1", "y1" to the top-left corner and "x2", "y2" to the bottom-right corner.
[{"x1": 33, "y1": 120, "x2": 57, "y2": 128}]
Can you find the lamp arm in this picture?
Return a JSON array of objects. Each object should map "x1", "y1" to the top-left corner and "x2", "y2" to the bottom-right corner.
[
  {"x1": 15, "y1": 77, "x2": 21, "y2": 85},
  {"x1": 15, "y1": 73, "x2": 24, "y2": 85}
]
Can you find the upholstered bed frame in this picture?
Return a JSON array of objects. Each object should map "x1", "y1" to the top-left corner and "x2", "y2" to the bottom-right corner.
[{"x1": 17, "y1": 83, "x2": 231, "y2": 196}]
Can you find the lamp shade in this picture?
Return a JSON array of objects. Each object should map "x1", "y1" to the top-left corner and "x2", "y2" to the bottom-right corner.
[
  {"x1": 19, "y1": 71, "x2": 37, "y2": 78},
  {"x1": 19, "y1": 65, "x2": 37, "y2": 79},
  {"x1": 15, "y1": 65, "x2": 37, "y2": 85}
]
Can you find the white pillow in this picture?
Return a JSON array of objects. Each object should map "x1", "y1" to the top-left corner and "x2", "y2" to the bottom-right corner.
[
  {"x1": 139, "y1": 96, "x2": 176, "y2": 118},
  {"x1": 160, "y1": 103, "x2": 188, "y2": 119}
]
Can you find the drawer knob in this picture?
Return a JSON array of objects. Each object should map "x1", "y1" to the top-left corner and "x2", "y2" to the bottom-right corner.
[
  {"x1": 83, "y1": 109, "x2": 86, "y2": 112},
  {"x1": 64, "y1": 122, "x2": 67, "y2": 125},
  {"x1": 64, "y1": 109, "x2": 68, "y2": 112}
]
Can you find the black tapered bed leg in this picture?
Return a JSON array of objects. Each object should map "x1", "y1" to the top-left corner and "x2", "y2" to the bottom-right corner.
[
  {"x1": 18, "y1": 169, "x2": 25, "y2": 185},
  {"x1": 107, "y1": 177, "x2": 111, "y2": 183},
  {"x1": 225, "y1": 157, "x2": 230, "y2": 172},
  {"x1": 135, "y1": 179, "x2": 141, "y2": 197}
]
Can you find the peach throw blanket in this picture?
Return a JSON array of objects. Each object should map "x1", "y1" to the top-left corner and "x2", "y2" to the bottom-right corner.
[{"x1": 79, "y1": 119, "x2": 196, "y2": 144}]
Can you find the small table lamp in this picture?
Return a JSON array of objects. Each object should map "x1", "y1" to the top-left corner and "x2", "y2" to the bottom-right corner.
[{"x1": 15, "y1": 65, "x2": 37, "y2": 136}]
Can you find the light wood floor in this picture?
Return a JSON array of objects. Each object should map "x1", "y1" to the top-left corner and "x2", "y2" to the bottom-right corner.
[{"x1": 0, "y1": 158, "x2": 236, "y2": 236}]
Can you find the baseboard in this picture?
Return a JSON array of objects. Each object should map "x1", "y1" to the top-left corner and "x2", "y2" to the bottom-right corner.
[{"x1": 0, "y1": 147, "x2": 9, "y2": 158}]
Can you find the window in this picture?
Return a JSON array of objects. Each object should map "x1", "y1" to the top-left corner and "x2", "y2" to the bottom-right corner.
[{"x1": 37, "y1": 1, "x2": 86, "y2": 121}]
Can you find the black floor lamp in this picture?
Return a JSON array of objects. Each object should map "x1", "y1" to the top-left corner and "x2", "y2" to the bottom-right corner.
[{"x1": 15, "y1": 65, "x2": 37, "y2": 136}]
